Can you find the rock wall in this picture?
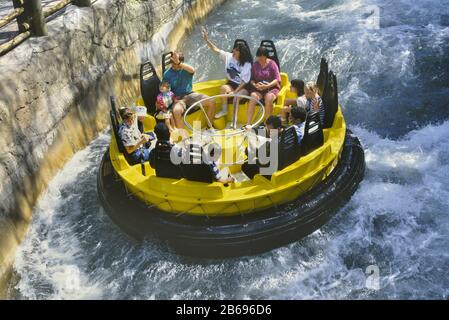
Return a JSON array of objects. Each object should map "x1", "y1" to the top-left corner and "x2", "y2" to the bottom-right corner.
[{"x1": 0, "y1": 0, "x2": 225, "y2": 296}]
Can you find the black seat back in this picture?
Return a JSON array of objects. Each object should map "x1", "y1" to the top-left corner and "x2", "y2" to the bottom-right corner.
[
  {"x1": 140, "y1": 61, "x2": 160, "y2": 115},
  {"x1": 150, "y1": 141, "x2": 182, "y2": 179},
  {"x1": 233, "y1": 39, "x2": 250, "y2": 51},
  {"x1": 260, "y1": 40, "x2": 280, "y2": 71},
  {"x1": 109, "y1": 95, "x2": 120, "y2": 126},
  {"x1": 322, "y1": 71, "x2": 339, "y2": 128},
  {"x1": 316, "y1": 58, "x2": 328, "y2": 96},
  {"x1": 301, "y1": 111, "x2": 324, "y2": 155},
  {"x1": 162, "y1": 52, "x2": 173, "y2": 76},
  {"x1": 181, "y1": 144, "x2": 216, "y2": 183},
  {"x1": 279, "y1": 126, "x2": 301, "y2": 170}
]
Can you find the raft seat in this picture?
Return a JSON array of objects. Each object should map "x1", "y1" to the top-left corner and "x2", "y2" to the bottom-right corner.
[
  {"x1": 149, "y1": 142, "x2": 182, "y2": 179},
  {"x1": 181, "y1": 144, "x2": 216, "y2": 183},
  {"x1": 241, "y1": 125, "x2": 302, "y2": 180},
  {"x1": 301, "y1": 111, "x2": 324, "y2": 156},
  {"x1": 279, "y1": 125, "x2": 302, "y2": 170},
  {"x1": 140, "y1": 61, "x2": 160, "y2": 115}
]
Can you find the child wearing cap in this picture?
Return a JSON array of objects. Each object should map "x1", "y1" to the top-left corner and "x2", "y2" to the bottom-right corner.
[{"x1": 156, "y1": 81, "x2": 176, "y2": 132}]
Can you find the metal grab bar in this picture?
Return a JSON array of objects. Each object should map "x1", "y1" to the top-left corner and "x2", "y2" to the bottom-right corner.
[{"x1": 183, "y1": 93, "x2": 265, "y2": 138}]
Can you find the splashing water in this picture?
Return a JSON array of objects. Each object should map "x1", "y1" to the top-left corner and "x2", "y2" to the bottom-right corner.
[{"x1": 9, "y1": 0, "x2": 449, "y2": 299}]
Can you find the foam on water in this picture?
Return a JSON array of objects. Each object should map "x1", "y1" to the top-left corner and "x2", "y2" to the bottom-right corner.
[{"x1": 9, "y1": 0, "x2": 449, "y2": 299}]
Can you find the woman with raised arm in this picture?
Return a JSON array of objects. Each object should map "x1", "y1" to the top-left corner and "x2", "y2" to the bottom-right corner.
[{"x1": 202, "y1": 27, "x2": 253, "y2": 119}]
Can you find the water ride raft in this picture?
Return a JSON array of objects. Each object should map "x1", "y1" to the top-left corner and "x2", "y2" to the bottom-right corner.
[{"x1": 97, "y1": 40, "x2": 365, "y2": 257}]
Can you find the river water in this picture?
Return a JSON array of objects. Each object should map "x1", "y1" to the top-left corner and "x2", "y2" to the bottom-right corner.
[{"x1": 8, "y1": 0, "x2": 449, "y2": 299}]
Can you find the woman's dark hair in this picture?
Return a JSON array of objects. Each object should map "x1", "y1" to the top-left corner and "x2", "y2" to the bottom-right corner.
[
  {"x1": 256, "y1": 46, "x2": 270, "y2": 58},
  {"x1": 154, "y1": 122, "x2": 170, "y2": 141},
  {"x1": 234, "y1": 43, "x2": 253, "y2": 66},
  {"x1": 290, "y1": 79, "x2": 305, "y2": 96}
]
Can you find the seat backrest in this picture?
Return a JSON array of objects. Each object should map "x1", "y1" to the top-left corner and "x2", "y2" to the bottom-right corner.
[
  {"x1": 233, "y1": 38, "x2": 253, "y2": 67},
  {"x1": 322, "y1": 71, "x2": 339, "y2": 129},
  {"x1": 233, "y1": 39, "x2": 250, "y2": 51},
  {"x1": 162, "y1": 52, "x2": 173, "y2": 76},
  {"x1": 280, "y1": 73, "x2": 288, "y2": 88},
  {"x1": 301, "y1": 111, "x2": 324, "y2": 155},
  {"x1": 180, "y1": 144, "x2": 216, "y2": 183},
  {"x1": 316, "y1": 58, "x2": 328, "y2": 96},
  {"x1": 110, "y1": 96, "x2": 120, "y2": 126},
  {"x1": 150, "y1": 141, "x2": 182, "y2": 179},
  {"x1": 279, "y1": 126, "x2": 301, "y2": 170},
  {"x1": 260, "y1": 40, "x2": 280, "y2": 71},
  {"x1": 140, "y1": 61, "x2": 160, "y2": 114}
]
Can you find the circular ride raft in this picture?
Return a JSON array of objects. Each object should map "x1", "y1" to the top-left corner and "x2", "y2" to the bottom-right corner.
[{"x1": 97, "y1": 43, "x2": 366, "y2": 257}]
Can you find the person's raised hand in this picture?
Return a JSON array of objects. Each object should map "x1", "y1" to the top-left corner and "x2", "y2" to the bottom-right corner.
[{"x1": 171, "y1": 52, "x2": 180, "y2": 65}]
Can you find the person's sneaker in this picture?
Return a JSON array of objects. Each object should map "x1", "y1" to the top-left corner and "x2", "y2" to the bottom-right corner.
[{"x1": 214, "y1": 109, "x2": 228, "y2": 119}]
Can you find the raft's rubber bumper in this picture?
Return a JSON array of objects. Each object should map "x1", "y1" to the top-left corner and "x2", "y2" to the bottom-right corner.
[{"x1": 97, "y1": 130, "x2": 365, "y2": 257}]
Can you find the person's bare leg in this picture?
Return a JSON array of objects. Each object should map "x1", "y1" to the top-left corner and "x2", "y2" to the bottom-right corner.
[
  {"x1": 204, "y1": 99, "x2": 216, "y2": 127},
  {"x1": 165, "y1": 118, "x2": 174, "y2": 132},
  {"x1": 172, "y1": 101, "x2": 185, "y2": 129},
  {"x1": 247, "y1": 92, "x2": 262, "y2": 125},
  {"x1": 264, "y1": 93, "x2": 276, "y2": 121},
  {"x1": 216, "y1": 84, "x2": 232, "y2": 118},
  {"x1": 220, "y1": 84, "x2": 232, "y2": 106},
  {"x1": 233, "y1": 88, "x2": 248, "y2": 106}
]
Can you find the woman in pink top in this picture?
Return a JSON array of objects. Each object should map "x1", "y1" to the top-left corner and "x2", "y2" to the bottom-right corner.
[{"x1": 246, "y1": 46, "x2": 281, "y2": 126}]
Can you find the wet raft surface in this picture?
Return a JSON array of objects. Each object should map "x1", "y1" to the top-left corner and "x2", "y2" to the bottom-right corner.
[{"x1": 9, "y1": 0, "x2": 449, "y2": 299}]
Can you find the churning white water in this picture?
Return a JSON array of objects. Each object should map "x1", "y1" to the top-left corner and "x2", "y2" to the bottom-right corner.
[{"x1": 9, "y1": 0, "x2": 449, "y2": 299}]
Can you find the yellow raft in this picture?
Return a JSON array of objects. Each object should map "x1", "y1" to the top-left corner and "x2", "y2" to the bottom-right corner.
[
  {"x1": 108, "y1": 73, "x2": 346, "y2": 216},
  {"x1": 97, "y1": 44, "x2": 365, "y2": 257}
]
